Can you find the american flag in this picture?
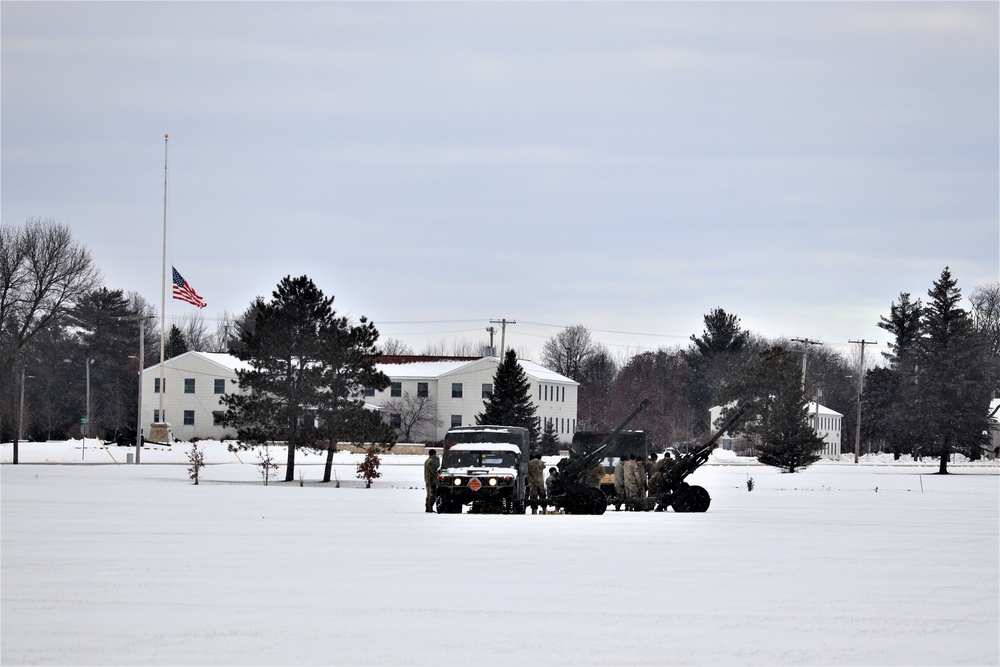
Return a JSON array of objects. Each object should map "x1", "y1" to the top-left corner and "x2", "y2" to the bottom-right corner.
[{"x1": 172, "y1": 267, "x2": 207, "y2": 309}]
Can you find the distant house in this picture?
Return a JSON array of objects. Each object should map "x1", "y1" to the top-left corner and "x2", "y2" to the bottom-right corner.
[
  {"x1": 709, "y1": 401, "x2": 843, "y2": 457},
  {"x1": 141, "y1": 352, "x2": 578, "y2": 444},
  {"x1": 141, "y1": 351, "x2": 249, "y2": 442},
  {"x1": 369, "y1": 355, "x2": 579, "y2": 443}
]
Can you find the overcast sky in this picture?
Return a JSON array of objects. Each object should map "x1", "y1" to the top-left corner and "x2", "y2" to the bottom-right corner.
[{"x1": 2, "y1": 2, "x2": 997, "y2": 361}]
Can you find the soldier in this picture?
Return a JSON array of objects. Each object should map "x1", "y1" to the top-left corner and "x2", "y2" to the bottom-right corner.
[
  {"x1": 527, "y1": 453, "x2": 547, "y2": 514},
  {"x1": 624, "y1": 454, "x2": 643, "y2": 508},
  {"x1": 647, "y1": 452, "x2": 663, "y2": 496},
  {"x1": 545, "y1": 467, "x2": 561, "y2": 513},
  {"x1": 614, "y1": 455, "x2": 625, "y2": 500},
  {"x1": 424, "y1": 448, "x2": 440, "y2": 513},
  {"x1": 584, "y1": 456, "x2": 604, "y2": 489}
]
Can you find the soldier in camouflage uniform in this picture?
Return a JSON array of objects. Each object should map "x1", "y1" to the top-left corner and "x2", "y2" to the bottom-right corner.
[
  {"x1": 424, "y1": 449, "x2": 440, "y2": 513},
  {"x1": 527, "y1": 453, "x2": 546, "y2": 514}
]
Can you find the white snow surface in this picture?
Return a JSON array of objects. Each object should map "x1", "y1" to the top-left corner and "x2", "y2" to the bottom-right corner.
[{"x1": 2, "y1": 440, "x2": 998, "y2": 666}]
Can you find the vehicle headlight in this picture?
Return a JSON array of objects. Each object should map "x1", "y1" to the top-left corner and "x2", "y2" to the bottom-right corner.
[
  {"x1": 488, "y1": 477, "x2": 498, "y2": 487},
  {"x1": 453, "y1": 478, "x2": 463, "y2": 486}
]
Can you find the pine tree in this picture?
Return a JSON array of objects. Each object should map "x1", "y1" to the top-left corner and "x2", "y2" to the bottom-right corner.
[
  {"x1": 477, "y1": 350, "x2": 540, "y2": 443},
  {"x1": 718, "y1": 346, "x2": 825, "y2": 472},
  {"x1": 222, "y1": 275, "x2": 394, "y2": 483},
  {"x1": 917, "y1": 268, "x2": 992, "y2": 472},
  {"x1": 538, "y1": 419, "x2": 561, "y2": 456}
]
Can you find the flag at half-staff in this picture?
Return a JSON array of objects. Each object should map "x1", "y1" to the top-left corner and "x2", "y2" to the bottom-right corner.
[{"x1": 172, "y1": 267, "x2": 207, "y2": 308}]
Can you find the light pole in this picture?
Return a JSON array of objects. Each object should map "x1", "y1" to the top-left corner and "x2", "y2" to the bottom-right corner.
[
  {"x1": 84, "y1": 358, "x2": 94, "y2": 461},
  {"x1": 19, "y1": 368, "x2": 35, "y2": 441}
]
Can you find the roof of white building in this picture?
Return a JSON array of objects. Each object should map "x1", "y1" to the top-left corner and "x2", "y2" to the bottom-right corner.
[
  {"x1": 143, "y1": 351, "x2": 252, "y2": 373},
  {"x1": 377, "y1": 356, "x2": 577, "y2": 384},
  {"x1": 143, "y1": 352, "x2": 576, "y2": 385}
]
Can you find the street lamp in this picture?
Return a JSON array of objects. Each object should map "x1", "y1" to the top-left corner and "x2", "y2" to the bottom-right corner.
[
  {"x1": 19, "y1": 368, "x2": 35, "y2": 441},
  {"x1": 84, "y1": 358, "x2": 94, "y2": 461}
]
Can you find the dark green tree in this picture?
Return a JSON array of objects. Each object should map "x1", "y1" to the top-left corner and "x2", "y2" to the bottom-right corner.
[
  {"x1": 916, "y1": 268, "x2": 992, "y2": 473},
  {"x1": 756, "y1": 382, "x2": 826, "y2": 473},
  {"x1": 538, "y1": 419, "x2": 561, "y2": 456},
  {"x1": 477, "y1": 349, "x2": 540, "y2": 443},
  {"x1": 871, "y1": 292, "x2": 925, "y2": 458},
  {"x1": 718, "y1": 346, "x2": 825, "y2": 472},
  {"x1": 222, "y1": 276, "x2": 393, "y2": 483},
  {"x1": 685, "y1": 308, "x2": 754, "y2": 431},
  {"x1": 71, "y1": 288, "x2": 145, "y2": 439},
  {"x1": 165, "y1": 324, "x2": 188, "y2": 359}
]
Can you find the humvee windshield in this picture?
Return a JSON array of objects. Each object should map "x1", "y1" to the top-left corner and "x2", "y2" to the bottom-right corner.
[
  {"x1": 442, "y1": 450, "x2": 518, "y2": 469},
  {"x1": 446, "y1": 430, "x2": 525, "y2": 447}
]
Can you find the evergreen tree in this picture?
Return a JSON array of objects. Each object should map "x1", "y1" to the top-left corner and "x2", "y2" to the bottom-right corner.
[
  {"x1": 538, "y1": 419, "x2": 561, "y2": 456},
  {"x1": 685, "y1": 308, "x2": 754, "y2": 432},
  {"x1": 756, "y1": 380, "x2": 825, "y2": 473},
  {"x1": 872, "y1": 292, "x2": 925, "y2": 458},
  {"x1": 166, "y1": 324, "x2": 188, "y2": 359},
  {"x1": 718, "y1": 346, "x2": 824, "y2": 472},
  {"x1": 477, "y1": 349, "x2": 540, "y2": 443},
  {"x1": 222, "y1": 275, "x2": 393, "y2": 483},
  {"x1": 916, "y1": 268, "x2": 992, "y2": 472},
  {"x1": 71, "y1": 288, "x2": 144, "y2": 439}
]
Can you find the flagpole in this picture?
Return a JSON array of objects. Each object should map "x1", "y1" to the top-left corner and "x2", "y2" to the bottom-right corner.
[{"x1": 158, "y1": 134, "x2": 168, "y2": 420}]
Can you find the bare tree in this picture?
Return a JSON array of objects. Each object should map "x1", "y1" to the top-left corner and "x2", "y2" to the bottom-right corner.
[
  {"x1": 970, "y1": 282, "x2": 1000, "y2": 358},
  {"x1": 1, "y1": 219, "x2": 100, "y2": 459},
  {"x1": 380, "y1": 337, "x2": 414, "y2": 356},
  {"x1": 541, "y1": 324, "x2": 595, "y2": 380},
  {"x1": 1, "y1": 219, "x2": 101, "y2": 377},
  {"x1": 206, "y1": 310, "x2": 237, "y2": 353},
  {"x1": 180, "y1": 313, "x2": 210, "y2": 351},
  {"x1": 380, "y1": 392, "x2": 442, "y2": 442}
]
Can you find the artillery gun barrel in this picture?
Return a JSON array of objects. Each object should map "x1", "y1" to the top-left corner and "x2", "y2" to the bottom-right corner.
[{"x1": 558, "y1": 398, "x2": 650, "y2": 482}]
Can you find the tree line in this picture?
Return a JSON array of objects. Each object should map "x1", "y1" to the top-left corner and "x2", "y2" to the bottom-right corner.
[
  {"x1": 541, "y1": 269, "x2": 999, "y2": 473},
  {"x1": 4, "y1": 218, "x2": 998, "y2": 475}
]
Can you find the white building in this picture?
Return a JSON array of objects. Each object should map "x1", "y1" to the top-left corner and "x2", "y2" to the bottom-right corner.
[
  {"x1": 369, "y1": 355, "x2": 578, "y2": 443},
  {"x1": 141, "y1": 353, "x2": 578, "y2": 444},
  {"x1": 141, "y1": 351, "x2": 249, "y2": 442},
  {"x1": 709, "y1": 401, "x2": 843, "y2": 457}
]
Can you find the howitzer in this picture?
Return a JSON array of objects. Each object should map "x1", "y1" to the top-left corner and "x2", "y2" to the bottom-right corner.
[
  {"x1": 551, "y1": 398, "x2": 650, "y2": 514},
  {"x1": 653, "y1": 401, "x2": 754, "y2": 512}
]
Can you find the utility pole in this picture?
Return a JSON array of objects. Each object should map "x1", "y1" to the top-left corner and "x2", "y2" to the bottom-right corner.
[
  {"x1": 490, "y1": 319, "x2": 516, "y2": 358},
  {"x1": 485, "y1": 326, "x2": 496, "y2": 356},
  {"x1": 136, "y1": 317, "x2": 144, "y2": 464},
  {"x1": 790, "y1": 338, "x2": 822, "y2": 391},
  {"x1": 848, "y1": 339, "x2": 877, "y2": 464}
]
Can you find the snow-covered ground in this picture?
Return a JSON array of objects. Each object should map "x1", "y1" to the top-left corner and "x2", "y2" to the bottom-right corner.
[{"x1": 2, "y1": 440, "x2": 998, "y2": 666}]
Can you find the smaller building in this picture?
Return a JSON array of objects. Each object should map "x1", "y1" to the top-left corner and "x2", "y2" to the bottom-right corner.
[
  {"x1": 709, "y1": 401, "x2": 843, "y2": 457},
  {"x1": 141, "y1": 351, "x2": 249, "y2": 442}
]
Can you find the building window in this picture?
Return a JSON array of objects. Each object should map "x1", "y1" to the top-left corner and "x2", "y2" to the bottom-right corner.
[
  {"x1": 451, "y1": 414, "x2": 462, "y2": 428},
  {"x1": 482, "y1": 383, "x2": 492, "y2": 398},
  {"x1": 213, "y1": 411, "x2": 225, "y2": 426},
  {"x1": 452, "y1": 383, "x2": 463, "y2": 398},
  {"x1": 154, "y1": 378, "x2": 165, "y2": 393},
  {"x1": 183, "y1": 410, "x2": 195, "y2": 426},
  {"x1": 184, "y1": 378, "x2": 195, "y2": 394},
  {"x1": 214, "y1": 379, "x2": 226, "y2": 394},
  {"x1": 364, "y1": 387, "x2": 376, "y2": 397},
  {"x1": 417, "y1": 382, "x2": 428, "y2": 398},
  {"x1": 391, "y1": 382, "x2": 402, "y2": 397},
  {"x1": 390, "y1": 413, "x2": 402, "y2": 429},
  {"x1": 153, "y1": 409, "x2": 162, "y2": 422}
]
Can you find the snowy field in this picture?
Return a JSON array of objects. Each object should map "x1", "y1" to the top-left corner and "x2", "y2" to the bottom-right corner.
[{"x1": 2, "y1": 440, "x2": 998, "y2": 666}]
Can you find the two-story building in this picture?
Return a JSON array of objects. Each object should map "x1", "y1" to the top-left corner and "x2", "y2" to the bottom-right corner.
[
  {"x1": 709, "y1": 401, "x2": 842, "y2": 457},
  {"x1": 141, "y1": 351, "x2": 250, "y2": 442},
  {"x1": 141, "y1": 352, "x2": 578, "y2": 444},
  {"x1": 369, "y1": 355, "x2": 579, "y2": 443}
]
